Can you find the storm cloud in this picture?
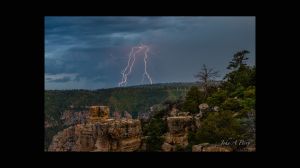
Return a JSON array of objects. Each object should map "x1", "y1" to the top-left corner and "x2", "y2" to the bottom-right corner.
[{"x1": 45, "y1": 16, "x2": 255, "y2": 90}]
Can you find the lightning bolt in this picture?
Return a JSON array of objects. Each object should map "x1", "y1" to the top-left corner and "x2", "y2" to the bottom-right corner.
[
  {"x1": 142, "y1": 46, "x2": 152, "y2": 84},
  {"x1": 119, "y1": 44, "x2": 153, "y2": 87}
]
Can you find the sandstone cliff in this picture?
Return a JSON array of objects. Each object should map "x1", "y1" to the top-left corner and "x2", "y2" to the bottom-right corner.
[
  {"x1": 161, "y1": 110, "x2": 201, "y2": 152},
  {"x1": 48, "y1": 106, "x2": 142, "y2": 152}
]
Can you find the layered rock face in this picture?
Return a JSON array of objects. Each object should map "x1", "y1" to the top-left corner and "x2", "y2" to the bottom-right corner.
[
  {"x1": 162, "y1": 116, "x2": 193, "y2": 151},
  {"x1": 161, "y1": 107, "x2": 203, "y2": 152},
  {"x1": 89, "y1": 106, "x2": 109, "y2": 123},
  {"x1": 165, "y1": 116, "x2": 192, "y2": 147},
  {"x1": 48, "y1": 106, "x2": 142, "y2": 152}
]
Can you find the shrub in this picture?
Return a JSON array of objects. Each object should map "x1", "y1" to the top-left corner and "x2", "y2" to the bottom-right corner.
[
  {"x1": 207, "y1": 89, "x2": 227, "y2": 107},
  {"x1": 183, "y1": 86, "x2": 204, "y2": 114},
  {"x1": 144, "y1": 118, "x2": 167, "y2": 151},
  {"x1": 193, "y1": 111, "x2": 243, "y2": 144},
  {"x1": 221, "y1": 98, "x2": 243, "y2": 111}
]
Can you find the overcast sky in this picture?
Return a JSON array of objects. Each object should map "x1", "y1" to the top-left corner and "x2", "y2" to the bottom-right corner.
[{"x1": 45, "y1": 16, "x2": 255, "y2": 90}]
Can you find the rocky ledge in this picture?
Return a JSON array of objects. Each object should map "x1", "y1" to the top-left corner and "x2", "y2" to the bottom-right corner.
[
  {"x1": 48, "y1": 119, "x2": 142, "y2": 152},
  {"x1": 48, "y1": 106, "x2": 142, "y2": 152}
]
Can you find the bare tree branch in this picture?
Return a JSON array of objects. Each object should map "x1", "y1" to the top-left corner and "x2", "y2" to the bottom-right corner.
[{"x1": 195, "y1": 64, "x2": 219, "y2": 98}]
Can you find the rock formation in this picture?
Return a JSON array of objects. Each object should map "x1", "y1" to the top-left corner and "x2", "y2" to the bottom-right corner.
[
  {"x1": 192, "y1": 143, "x2": 233, "y2": 152},
  {"x1": 191, "y1": 143, "x2": 255, "y2": 152},
  {"x1": 48, "y1": 106, "x2": 142, "y2": 152},
  {"x1": 89, "y1": 106, "x2": 109, "y2": 123},
  {"x1": 198, "y1": 103, "x2": 209, "y2": 111},
  {"x1": 161, "y1": 115, "x2": 194, "y2": 151},
  {"x1": 161, "y1": 142, "x2": 174, "y2": 152},
  {"x1": 167, "y1": 117, "x2": 191, "y2": 145}
]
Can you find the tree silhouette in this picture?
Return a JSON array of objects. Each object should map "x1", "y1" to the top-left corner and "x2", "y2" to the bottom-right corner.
[
  {"x1": 227, "y1": 50, "x2": 250, "y2": 70},
  {"x1": 195, "y1": 64, "x2": 219, "y2": 99}
]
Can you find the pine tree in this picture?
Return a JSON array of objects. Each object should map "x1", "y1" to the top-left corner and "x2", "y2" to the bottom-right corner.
[{"x1": 183, "y1": 86, "x2": 204, "y2": 114}]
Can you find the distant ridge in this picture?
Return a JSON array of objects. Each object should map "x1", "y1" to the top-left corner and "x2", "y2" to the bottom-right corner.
[{"x1": 45, "y1": 81, "x2": 222, "y2": 91}]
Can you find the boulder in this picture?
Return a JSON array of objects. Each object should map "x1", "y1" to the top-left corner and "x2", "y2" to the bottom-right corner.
[
  {"x1": 202, "y1": 144, "x2": 233, "y2": 152},
  {"x1": 192, "y1": 143, "x2": 233, "y2": 152},
  {"x1": 192, "y1": 143, "x2": 209, "y2": 152},
  {"x1": 199, "y1": 103, "x2": 209, "y2": 111},
  {"x1": 161, "y1": 143, "x2": 174, "y2": 152},
  {"x1": 213, "y1": 106, "x2": 219, "y2": 112}
]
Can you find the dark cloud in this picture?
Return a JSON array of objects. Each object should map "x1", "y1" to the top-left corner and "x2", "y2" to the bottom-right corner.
[
  {"x1": 46, "y1": 17, "x2": 172, "y2": 35},
  {"x1": 47, "y1": 76, "x2": 72, "y2": 83},
  {"x1": 45, "y1": 16, "x2": 255, "y2": 89}
]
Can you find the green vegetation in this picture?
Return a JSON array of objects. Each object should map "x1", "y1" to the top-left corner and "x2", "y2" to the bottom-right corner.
[
  {"x1": 182, "y1": 86, "x2": 204, "y2": 114},
  {"x1": 206, "y1": 89, "x2": 227, "y2": 107},
  {"x1": 141, "y1": 100, "x2": 173, "y2": 151},
  {"x1": 192, "y1": 111, "x2": 242, "y2": 143},
  {"x1": 143, "y1": 117, "x2": 167, "y2": 151},
  {"x1": 187, "y1": 50, "x2": 255, "y2": 149}
]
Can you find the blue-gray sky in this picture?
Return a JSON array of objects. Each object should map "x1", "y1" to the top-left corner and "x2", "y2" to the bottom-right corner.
[{"x1": 45, "y1": 16, "x2": 255, "y2": 90}]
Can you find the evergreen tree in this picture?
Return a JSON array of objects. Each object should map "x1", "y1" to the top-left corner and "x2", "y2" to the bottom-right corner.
[
  {"x1": 183, "y1": 86, "x2": 204, "y2": 114},
  {"x1": 227, "y1": 50, "x2": 250, "y2": 70},
  {"x1": 224, "y1": 50, "x2": 255, "y2": 91}
]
